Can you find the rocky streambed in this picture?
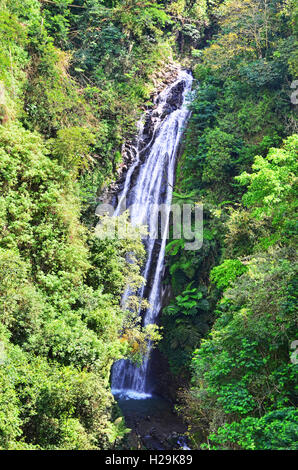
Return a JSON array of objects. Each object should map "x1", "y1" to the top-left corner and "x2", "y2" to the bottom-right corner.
[{"x1": 116, "y1": 393, "x2": 190, "y2": 451}]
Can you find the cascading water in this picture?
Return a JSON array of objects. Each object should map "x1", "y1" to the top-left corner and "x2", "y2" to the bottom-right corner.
[{"x1": 111, "y1": 70, "x2": 193, "y2": 400}]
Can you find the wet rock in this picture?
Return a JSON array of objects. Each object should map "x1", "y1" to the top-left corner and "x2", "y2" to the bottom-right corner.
[
  {"x1": 103, "y1": 63, "x2": 184, "y2": 202},
  {"x1": 117, "y1": 394, "x2": 188, "y2": 451}
]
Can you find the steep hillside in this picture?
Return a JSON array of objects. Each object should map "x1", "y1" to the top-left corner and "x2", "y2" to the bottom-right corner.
[{"x1": 0, "y1": 0, "x2": 297, "y2": 451}]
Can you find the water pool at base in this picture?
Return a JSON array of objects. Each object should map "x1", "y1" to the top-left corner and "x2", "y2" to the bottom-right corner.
[{"x1": 113, "y1": 392, "x2": 191, "y2": 450}]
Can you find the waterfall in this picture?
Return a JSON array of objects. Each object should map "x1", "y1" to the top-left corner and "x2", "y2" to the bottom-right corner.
[{"x1": 111, "y1": 70, "x2": 193, "y2": 400}]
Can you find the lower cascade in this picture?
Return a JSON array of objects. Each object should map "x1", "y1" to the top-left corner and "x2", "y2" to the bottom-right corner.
[{"x1": 111, "y1": 70, "x2": 193, "y2": 400}]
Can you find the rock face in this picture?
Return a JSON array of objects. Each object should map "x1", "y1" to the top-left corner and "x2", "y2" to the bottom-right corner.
[
  {"x1": 157, "y1": 80, "x2": 186, "y2": 119},
  {"x1": 151, "y1": 61, "x2": 181, "y2": 95}
]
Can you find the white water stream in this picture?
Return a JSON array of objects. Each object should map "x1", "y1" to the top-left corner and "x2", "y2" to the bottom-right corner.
[{"x1": 111, "y1": 70, "x2": 193, "y2": 399}]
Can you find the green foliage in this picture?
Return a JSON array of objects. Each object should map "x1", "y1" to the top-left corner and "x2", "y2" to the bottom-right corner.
[
  {"x1": 165, "y1": 284, "x2": 209, "y2": 317},
  {"x1": 208, "y1": 408, "x2": 298, "y2": 450},
  {"x1": 23, "y1": 44, "x2": 96, "y2": 137},
  {"x1": 181, "y1": 139, "x2": 298, "y2": 448},
  {"x1": 161, "y1": 282, "x2": 211, "y2": 374},
  {"x1": 0, "y1": 122, "x2": 154, "y2": 449},
  {"x1": 161, "y1": 204, "x2": 223, "y2": 375},
  {"x1": 210, "y1": 259, "x2": 248, "y2": 290},
  {"x1": 0, "y1": 343, "x2": 129, "y2": 450},
  {"x1": 0, "y1": 0, "x2": 183, "y2": 447},
  {"x1": 51, "y1": 126, "x2": 96, "y2": 176},
  {"x1": 0, "y1": 4, "x2": 29, "y2": 118},
  {"x1": 237, "y1": 135, "x2": 298, "y2": 243},
  {"x1": 163, "y1": 0, "x2": 298, "y2": 451},
  {"x1": 0, "y1": 0, "x2": 297, "y2": 452}
]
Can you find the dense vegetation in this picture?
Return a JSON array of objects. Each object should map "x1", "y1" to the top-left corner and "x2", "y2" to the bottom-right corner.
[
  {"x1": 161, "y1": 0, "x2": 298, "y2": 450},
  {"x1": 0, "y1": 0, "x2": 171, "y2": 450},
  {"x1": 0, "y1": 0, "x2": 297, "y2": 450}
]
